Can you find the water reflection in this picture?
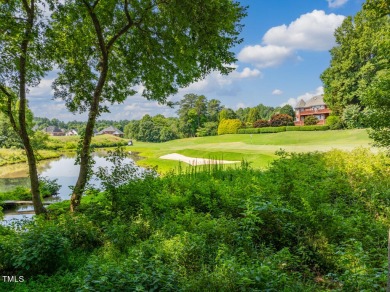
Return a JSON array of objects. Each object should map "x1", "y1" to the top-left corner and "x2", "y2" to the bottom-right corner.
[{"x1": 1, "y1": 152, "x2": 142, "y2": 222}]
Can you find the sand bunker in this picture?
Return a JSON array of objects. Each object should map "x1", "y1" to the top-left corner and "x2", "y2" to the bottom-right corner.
[{"x1": 159, "y1": 153, "x2": 240, "y2": 165}]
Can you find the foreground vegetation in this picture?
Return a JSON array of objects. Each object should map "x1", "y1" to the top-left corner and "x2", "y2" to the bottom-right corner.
[
  {"x1": 0, "y1": 148, "x2": 388, "y2": 291},
  {"x1": 126, "y1": 129, "x2": 373, "y2": 172}
]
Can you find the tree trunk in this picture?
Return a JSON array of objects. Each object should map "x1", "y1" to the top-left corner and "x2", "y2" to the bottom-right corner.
[
  {"x1": 17, "y1": 2, "x2": 46, "y2": 215},
  {"x1": 70, "y1": 60, "x2": 108, "y2": 212}
]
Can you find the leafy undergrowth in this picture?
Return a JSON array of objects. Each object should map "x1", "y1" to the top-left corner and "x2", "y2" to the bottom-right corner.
[{"x1": 0, "y1": 148, "x2": 389, "y2": 291}]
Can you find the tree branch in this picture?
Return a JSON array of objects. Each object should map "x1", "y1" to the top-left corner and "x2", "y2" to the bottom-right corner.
[
  {"x1": 0, "y1": 85, "x2": 20, "y2": 134},
  {"x1": 106, "y1": 0, "x2": 134, "y2": 51},
  {"x1": 82, "y1": 0, "x2": 107, "y2": 58}
]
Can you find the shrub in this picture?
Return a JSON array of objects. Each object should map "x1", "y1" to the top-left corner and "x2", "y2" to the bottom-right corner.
[
  {"x1": 259, "y1": 126, "x2": 286, "y2": 133},
  {"x1": 326, "y1": 115, "x2": 344, "y2": 129},
  {"x1": 286, "y1": 125, "x2": 329, "y2": 131},
  {"x1": 196, "y1": 122, "x2": 218, "y2": 137},
  {"x1": 269, "y1": 114, "x2": 294, "y2": 127},
  {"x1": 12, "y1": 221, "x2": 70, "y2": 276},
  {"x1": 237, "y1": 127, "x2": 287, "y2": 134},
  {"x1": 341, "y1": 104, "x2": 364, "y2": 129},
  {"x1": 237, "y1": 128, "x2": 260, "y2": 134},
  {"x1": 304, "y1": 115, "x2": 318, "y2": 126},
  {"x1": 218, "y1": 119, "x2": 242, "y2": 135},
  {"x1": 39, "y1": 177, "x2": 61, "y2": 198},
  {"x1": 253, "y1": 119, "x2": 270, "y2": 128}
]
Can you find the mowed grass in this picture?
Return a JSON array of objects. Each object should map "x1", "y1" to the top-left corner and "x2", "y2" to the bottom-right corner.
[{"x1": 126, "y1": 129, "x2": 374, "y2": 172}]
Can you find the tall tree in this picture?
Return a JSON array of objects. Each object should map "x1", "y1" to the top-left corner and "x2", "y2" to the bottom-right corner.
[
  {"x1": 207, "y1": 99, "x2": 222, "y2": 122},
  {"x1": 219, "y1": 108, "x2": 237, "y2": 121},
  {"x1": 321, "y1": 0, "x2": 390, "y2": 148},
  {"x1": 320, "y1": 0, "x2": 390, "y2": 112},
  {"x1": 279, "y1": 104, "x2": 295, "y2": 119},
  {"x1": 49, "y1": 0, "x2": 246, "y2": 211},
  {"x1": 246, "y1": 107, "x2": 260, "y2": 123},
  {"x1": 0, "y1": 0, "x2": 51, "y2": 215}
]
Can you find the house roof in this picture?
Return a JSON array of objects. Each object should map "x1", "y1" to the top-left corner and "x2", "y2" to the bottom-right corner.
[
  {"x1": 295, "y1": 95, "x2": 326, "y2": 109},
  {"x1": 98, "y1": 126, "x2": 124, "y2": 135},
  {"x1": 44, "y1": 126, "x2": 63, "y2": 133}
]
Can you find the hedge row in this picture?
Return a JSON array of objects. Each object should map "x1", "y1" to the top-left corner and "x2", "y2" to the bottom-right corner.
[
  {"x1": 237, "y1": 126, "x2": 286, "y2": 134},
  {"x1": 238, "y1": 125, "x2": 329, "y2": 134},
  {"x1": 286, "y1": 125, "x2": 329, "y2": 131}
]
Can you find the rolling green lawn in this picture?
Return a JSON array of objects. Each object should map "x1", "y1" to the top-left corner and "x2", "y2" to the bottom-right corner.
[{"x1": 127, "y1": 129, "x2": 374, "y2": 172}]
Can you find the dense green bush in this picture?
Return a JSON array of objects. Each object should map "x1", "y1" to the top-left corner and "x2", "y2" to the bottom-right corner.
[
  {"x1": 196, "y1": 121, "x2": 218, "y2": 137},
  {"x1": 303, "y1": 115, "x2": 318, "y2": 125},
  {"x1": 326, "y1": 115, "x2": 344, "y2": 129},
  {"x1": 12, "y1": 220, "x2": 71, "y2": 276},
  {"x1": 217, "y1": 119, "x2": 242, "y2": 135},
  {"x1": 1, "y1": 148, "x2": 389, "y2": 290},
  {"x1": 286, "y1": 125, "x2": 330, "y2": 131},
  {"x1": 238, "y1": 126, "x2": 288, "y2": 134},
  {"x1": 253, "y1": 119, "x2": 269, "y2": 128},
  {"x1": 237, "y1": 128, "x2": 260, "y2": 134},
  {"x1": 269, "y1": 114, "x2": 294, "y2": 127},
  {"x1": 342, "y1": 104, "x2": 364, "y2": 129},
  {"x1": 259, "y1": 126, "x2": 286, "y2": 133}
]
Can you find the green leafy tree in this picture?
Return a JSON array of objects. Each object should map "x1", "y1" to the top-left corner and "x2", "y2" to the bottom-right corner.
[
  {"x1": 362, "y1": 69, "x2": 390, "y2": 149},
  {"x1": 341, "y1": 104, "x2": 364, "y2": 129},
  {"x1": 219, "y1": 108, "x2": 237, "y2": 121},
  {"x1": 321, "y1": 0, "x2": 390, "y2": 111},
  {"x1": 0, "y1": 112, "x2": 22, "y2": 148},
  {"x1": 235, "y1": 107, "x2": 250, "y2": 122},
  {"x1": 207, "y1": 99, "x2": 223, "y2": 122},
  {"x1": 49, "y1": 0, "x2": 246, "y2": 211},
  {"x1": 0, "y1": 0, "x2": 51, "y2": 214},
  {"x1": 246, "y1": 108, "x2": 261, "y2": 123},
  {"x1": 280, "y1": 104, "x2": 295, "y2": 119},
  {"x1": 196, "y1": 121, "x2": 218, "y2": 137}
]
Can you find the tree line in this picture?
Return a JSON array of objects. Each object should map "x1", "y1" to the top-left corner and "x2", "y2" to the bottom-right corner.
[
  {"x1": 123, "y1": 93, "x2": 295, "y2": 142},
  {"x1": 321, "y1": 0, "x2": 390, "y2": 145}
]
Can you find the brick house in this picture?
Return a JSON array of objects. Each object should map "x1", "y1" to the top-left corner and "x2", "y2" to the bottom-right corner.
[
  {"x1": 97, "y1": 126, "x2": 124, "y2": 137},
  {"x1": 43, "y1": 126, "x2": 65, "y2": 136},
  {"x1": 294, "y1": 95, "x2": 331, "y2": 126}
]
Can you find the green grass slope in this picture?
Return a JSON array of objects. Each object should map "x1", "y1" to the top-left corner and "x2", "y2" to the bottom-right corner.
[{"x1": 127, "y1": 129, "x2": 373, "y2": 172}]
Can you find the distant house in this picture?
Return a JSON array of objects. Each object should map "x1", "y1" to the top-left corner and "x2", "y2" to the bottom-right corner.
[
  {"x1": 65, "y1": 129, "x2": 78, "y2": 136},
  {"x1": 43, "y1": 126, "x2": 65, "y2": 136},
  {"x1": 97, "y1": 126, "x2": 124, "y2": 137},
  {"x1": 294, "y1": 95, "x2": 331, "y2": 126}
]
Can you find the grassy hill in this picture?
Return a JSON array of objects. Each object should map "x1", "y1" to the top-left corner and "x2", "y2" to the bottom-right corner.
[{"x1": 128, "y1": 129, "x2": 374, "y2": 172}]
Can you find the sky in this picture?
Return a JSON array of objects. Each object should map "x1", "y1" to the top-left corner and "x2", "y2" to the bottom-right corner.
[{"x1": 28, "y1": 0, "x2": 365, "y2": 122}]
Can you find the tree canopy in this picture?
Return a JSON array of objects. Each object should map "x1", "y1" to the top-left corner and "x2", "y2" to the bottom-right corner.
[{"x1": 321, "y1": 0, "x2": 390, "y2": 149}]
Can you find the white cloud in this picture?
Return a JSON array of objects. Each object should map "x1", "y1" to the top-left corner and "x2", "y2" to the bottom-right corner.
[
  {"x1": 272, "y1": 89, "x2": 283, "y2": 95},
  {"x1": 236, "y1": 67, "x2": 261, "y2": 78},
  {"x1": 235, "y1": 102, "x2": 247, "y2": 109},
  {"x1": 327, "y1": 0, "x2": 349, "y2": 8},
  {"x1": 263, "y1": 10, "x2": 345, "y2": 51},
  {"x1": 180, "y1": 65, "x2": 261, "y2": 95},
  {"x1": 29, "y1": 78, "x2": 54, "y2": 97},
  {"x1": 238, "y1": 45, "x2": 294, "y2": 68},
  {"x1": 284, "y1": 86, "x2": 324, "y2": 107}
]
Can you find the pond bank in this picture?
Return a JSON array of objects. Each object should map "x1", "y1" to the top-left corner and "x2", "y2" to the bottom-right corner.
[{"x1": 1, "y1": 152, "x2": 143, "y2": 222}]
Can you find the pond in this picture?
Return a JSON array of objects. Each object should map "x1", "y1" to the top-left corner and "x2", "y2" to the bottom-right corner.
[{"x1": 1, "y1": 152, "x2": 143, "y2": 223}]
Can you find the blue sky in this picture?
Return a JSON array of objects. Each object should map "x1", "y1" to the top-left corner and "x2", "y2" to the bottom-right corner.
[{"x1": 29, "y1": 0, "x2": 365, "y2": 121}]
